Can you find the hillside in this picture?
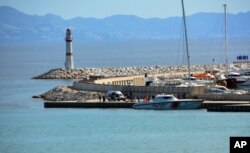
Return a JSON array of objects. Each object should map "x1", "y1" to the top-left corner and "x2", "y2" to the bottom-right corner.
[{"x1": 0, "y1": 6, "x2": 249, "y2": 42}]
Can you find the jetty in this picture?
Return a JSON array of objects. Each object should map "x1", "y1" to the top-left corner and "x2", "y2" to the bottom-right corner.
[
  {"x1": 44, "y1": 100, "x2": 250, "y2": 112},
  {"x1": 44, "y1": 101, "x2": 134, "y2": 108},
  {"x1": 207, "y1": 104, "x2": 250, "y2": 112},
  {"x1": 32, "y1": 64, "x2": 227, "y2": 79}
]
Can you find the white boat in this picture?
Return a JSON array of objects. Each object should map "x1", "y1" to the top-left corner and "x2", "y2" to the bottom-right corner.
[
  {"x1": 133, "y1": 95, "x2": 203, "y2": 110},
  {"x1": 221, "y1": 4, "x2": 250, "y2": 86},
  {"x1": 181, "y1": 76, "x2": 214, "y2": 85},
  {"x1": 206, "y1": 85, "x2": 248, "y2": 94},
  {"x1": 148, "y1": 77, "x2": 185, "y2": 86},
  {"x1": 238, "y1": 68, "x2": 250, "y2": 76},
  {"x1": 224, "y1": 72, "x2": 249, "y2": 83}
]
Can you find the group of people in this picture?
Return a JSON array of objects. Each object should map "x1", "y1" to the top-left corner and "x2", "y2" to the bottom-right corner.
[
  {"x1": 98, "y1": 94, "x2": 106, "y2": 102},
  {"x1": 97, "y1": 92, "x2": 156, "y2": 103}
]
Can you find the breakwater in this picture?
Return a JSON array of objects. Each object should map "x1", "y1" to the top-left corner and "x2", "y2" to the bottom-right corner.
[
  {"x1": 38, "y1": 86, "x2": 101, "y2": 101},
  {"x1": 32, "y1": 64, "x2": 226, "y2": 79}
]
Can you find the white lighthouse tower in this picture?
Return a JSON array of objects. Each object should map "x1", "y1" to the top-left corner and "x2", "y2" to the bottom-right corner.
[{"x1": 65, "y1": 28, "x2": 74, "y2": 70}]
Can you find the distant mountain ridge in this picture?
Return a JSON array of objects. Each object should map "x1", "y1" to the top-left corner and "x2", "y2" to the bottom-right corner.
[{"x1": 0, "y1": 6, "x2": 250, "y2": 42}]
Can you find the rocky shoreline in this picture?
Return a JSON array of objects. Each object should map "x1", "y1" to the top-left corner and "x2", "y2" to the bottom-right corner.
[{"x1": 32, "y1": 64, "x2": 226, "y2": 79}]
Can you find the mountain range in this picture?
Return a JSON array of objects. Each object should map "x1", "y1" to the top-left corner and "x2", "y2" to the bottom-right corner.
[{"x1": 0, "y1": 6, "x2": 250, "y2": 42}]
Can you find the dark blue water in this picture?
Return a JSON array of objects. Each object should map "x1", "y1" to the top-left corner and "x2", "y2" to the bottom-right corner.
[{"x1": 0, "y1": 40, "x2": 249, "y2": 153}]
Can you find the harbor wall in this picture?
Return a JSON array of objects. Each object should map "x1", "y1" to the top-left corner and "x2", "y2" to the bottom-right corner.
[
  {"x1": 93, "y1": 72, "x2": 203, "y2": 86},
  {"x1": 94, "y1": 75, "x2": 145, "y2": 86},
  {"x1": 72, "y1": 82, "x2": 206, "y2": 98}
]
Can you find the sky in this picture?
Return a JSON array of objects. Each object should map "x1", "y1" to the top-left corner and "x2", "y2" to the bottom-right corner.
[{"x1": 0, "y1": 0, "x2": 249, "y2": 19}]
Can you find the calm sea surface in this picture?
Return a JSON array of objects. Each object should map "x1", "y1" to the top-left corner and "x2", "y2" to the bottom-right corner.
[{"x1": 0, "y1": 40, "x2": 249, "y2": 153}]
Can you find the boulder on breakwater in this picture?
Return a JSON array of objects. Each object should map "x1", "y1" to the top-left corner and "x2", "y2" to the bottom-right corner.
[{"x1": 32, "y1": 64, "x2": 226, "y2": 79}]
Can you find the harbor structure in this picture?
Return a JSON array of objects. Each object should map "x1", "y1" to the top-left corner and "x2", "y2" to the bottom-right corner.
[{"x1": 65, "y1": 28, "x2": 74, "y2": 70}]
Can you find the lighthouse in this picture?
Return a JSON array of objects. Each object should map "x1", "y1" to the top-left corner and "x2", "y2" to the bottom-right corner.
[{"x1": 65, "y1": 28, "x2": 74, "y2": 70}]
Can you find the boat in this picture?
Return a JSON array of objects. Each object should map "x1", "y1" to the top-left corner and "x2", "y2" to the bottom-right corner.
[
  {"x1": 133, "y1": 95, "x2": 204, "y2": 110},
  {"x1": 181, "y1": 76, "x2": 214, "y2": 85},
  {"x1": 222, "y1": 5, "x2": 250, "y2": 79},
  {"x1": 193, "y1": 73, "x2": 215, "y2": 80},
  {"x1": 206, "y1": 85, "x2": 247, "y2": 95},
  {"x1": 217, "y1": 4, "x2": 250, "y2": 89},
  {"x1": 147, "y1": 77, "x2": 186, "y2": 87},
  {"x1": 224, "y1": 71, "x2": 249, "y2": 83}
]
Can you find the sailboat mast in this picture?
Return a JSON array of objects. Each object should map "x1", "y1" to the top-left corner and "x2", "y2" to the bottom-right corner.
[
  {"x1": 181, "y1": 0, "x2": 191, "y2": 83},
  {"x1": 223, "y1": 4, "x2": 229, "y2": 73}
]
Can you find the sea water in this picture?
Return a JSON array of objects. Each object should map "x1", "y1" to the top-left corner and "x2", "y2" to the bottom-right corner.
[{"x1": 0, "y1": 40, "x2": 249, "y2": 153}]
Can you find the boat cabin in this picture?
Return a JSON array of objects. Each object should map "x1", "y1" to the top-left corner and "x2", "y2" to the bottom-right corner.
[{"x1": 153, "y1": 95, "x2": 178, "y2": 102}]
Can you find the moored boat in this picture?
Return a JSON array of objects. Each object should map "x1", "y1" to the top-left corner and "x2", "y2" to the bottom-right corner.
[{"x1": 133, "y1": 95, "x2": 204, "y2": 110}]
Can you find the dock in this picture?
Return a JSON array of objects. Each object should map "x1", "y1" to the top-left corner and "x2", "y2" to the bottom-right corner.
[
  {"x1": 207, "y1": 104, "x2": 250, "y2": 112},
  {"x1": 44, "y1": 101, "x2": 135, "y2": 108},
  {"x1": 44, "y1": 100, "x2": 250, "y2": 112},
  {"x1": 203, "y1": 101, "x2": 250, "y2": 112},
  {"x1": 202, "y1": 101, "x2": 250, "y2": 108}
]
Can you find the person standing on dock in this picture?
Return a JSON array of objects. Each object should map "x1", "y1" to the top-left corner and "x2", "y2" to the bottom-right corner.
[
  {"x1": 98, "y1": 94, "x2": 102, "y2": 102},
  {"x1": 102, "y1": 95, "x2": 106, "y2": 102}
]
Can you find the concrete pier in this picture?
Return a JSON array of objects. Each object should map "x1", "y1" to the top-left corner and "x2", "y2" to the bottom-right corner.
[
  {"x1": 207, "y1": 104, "x2": 250, "y2": 112},
  {"x1": 44, "y1": 100, "x2": 250, "y2": 112},
  {"x1": 201, "y1": 101, "x2": 250, "y2": 108},
  {"x1": 44, "y1": 101, "x2": 135, "y2": 108}
]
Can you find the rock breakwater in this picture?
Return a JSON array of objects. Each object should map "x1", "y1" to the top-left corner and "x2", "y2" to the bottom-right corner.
[
  {"x1": 39, "y1": 86, "x2": 100, "y2": 101},
  {"x1": 32, "y1": 64, "x2": 226, "y2": 79}
]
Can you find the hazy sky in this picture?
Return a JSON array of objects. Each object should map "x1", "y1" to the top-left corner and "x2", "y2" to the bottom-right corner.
[{"x1": 0, "y1": 0, "x2": 249, "y2": 19}]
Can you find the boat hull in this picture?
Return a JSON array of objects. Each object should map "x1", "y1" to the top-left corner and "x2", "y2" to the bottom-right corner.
[{"x1": 133, "y1": 99, "x2": 203, "y2": 110}]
